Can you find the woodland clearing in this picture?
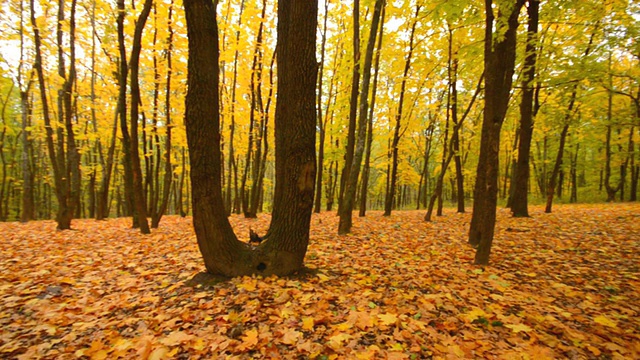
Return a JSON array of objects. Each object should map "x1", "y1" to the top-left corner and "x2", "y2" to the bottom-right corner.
[{"x1": 0, "y1": 203, "x2": 639, "y2": 359}]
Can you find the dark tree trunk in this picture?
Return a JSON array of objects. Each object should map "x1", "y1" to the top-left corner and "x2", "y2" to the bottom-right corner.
[
  {"x1": 570, "y1": 143, "x2": 579, "y2": 203},
  {"x1": 338, "y1": 0, "x2": 360, "y2": 213},
  {"x1": 425, "y1": 71, "x2": 483, "y2": 221},
  {"x1": 152, "y1": 0, "x2": 175, "y2": 228},
  {"x1": 314, "y1": 0, "x2": 329, "y2": 214},
  {"x1": 128, "y1": 0, "x2": 153, "y2": 234},
  {"x1": 544, "y1": 124, "x2": 569, "y2": 213},
  {"x1": 338, "y1": 0, "x2": 385, "y2": 233},
  {"x1": 451, "y1": 58, "x2": 465, "y2": 213},
  {"x1": 117, "y1": 0, "x2": 135, "y2": 222},
  {"x1": 359, "y1": 4, "x2": 385, "y2": 217},
  {"x1": 20, "y1": 89, "x2": 35, "y2": 222},
  {"x1": 469, "y1": 0, "x2": 525, "y2": 265},
  {"x1": 510, "y1": 0, "x2": 539, "y2": 217},
  {"x1": 184, "y1": 0, "x2": 317, "y2": 276}
]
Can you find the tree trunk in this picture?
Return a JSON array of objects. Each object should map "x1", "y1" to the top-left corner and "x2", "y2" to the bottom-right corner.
[
  {"x1": 469, "y1": 0, "x2": 525, "y2": 265},
  {"x1": 544, "y1": 124, "x2": 569, "y2": 213},
  {"x1": 128, "y1": 0, "x2": 154, "y2": 234},
  {"x1": 510, "y1": 0, "x2": 539, "y2": 217},
  {"x1": 117, "y1": 0, "x2": 135, "y2": 223},
  {"x1": 384, "y1": 5, "x2": 419, "y2": 217},
  {"x1": 359, "y1": 4, "x2": 385, "y2": 217},
  {"x1": 184, "y1": 0, "x2": 317, "y2": 277},
  {"x1": 338, "y1": 0, "x2": 360, "y2": 213},
  {"x1": 152, "y1": 0, "x2": 175, "y2": 228},
  {"x1": 338, "y1": 0, "x2": 385, "y2": 234},
  {"x1": 314, "y1": 0, "x2": 329, "y2": 214}
]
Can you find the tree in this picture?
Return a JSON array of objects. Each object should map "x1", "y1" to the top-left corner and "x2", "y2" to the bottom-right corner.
[
  {"x1": 510, "y1": 0, "x2": 540, "y2": 217},
  {"x1": 183, "y1": 0, "x2": 317, "y2": 276},
  {"x1": 468, "y1": 0, "x2": 525, "y2": 265},
  {"x1": 338, "y1": 0, "x2": 385, "y2": 234}
]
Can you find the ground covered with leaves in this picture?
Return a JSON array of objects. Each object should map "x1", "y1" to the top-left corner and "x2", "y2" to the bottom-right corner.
[{"x1": 0, "y1": 203, "x2": 639, "y2": 359}]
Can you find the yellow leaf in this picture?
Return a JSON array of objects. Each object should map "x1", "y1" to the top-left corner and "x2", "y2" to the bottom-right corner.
[
  {"x1": 378, "y1": 313, "x2": 398, "y2": 326},
  {"x1": 505, "y1": 323, "x2": 532, "y2": 333},
  {"x1": 594, "y1": 315, "x2": 617, "y2": 328},
  {"x1": 159, "y1": 331, "x2": 193, "y2": 346},
  {"x1": 586, "y1": 345, "x2": 601, "y2": 356},
  {"x1": 462, "y1": 308, "x2": 487, "y2": 323},
  {"x1": 237, "y1": 278, "x2": 257, "y2": 291},
  {"x1": 281, "y1": 329, "x2": 301, "y2": 345},
  {"x1": 317, "y1": 273, "x2": 330, "y2": 282},
  {"x1": 301, "y1": 316, "x2": 314, "y2": 331},
  {"x1": 238, "y1": 328, "x2": 259, "y2": 350},
  {"x1": 327, "y1": 333, "x2": 351, "y2": 350},
  {"x1": 148, "y1": 346, "x2": 169, "y2": 360},
  {"x1": 112, "y1": 338, "x2": 133, "y2": 352}
]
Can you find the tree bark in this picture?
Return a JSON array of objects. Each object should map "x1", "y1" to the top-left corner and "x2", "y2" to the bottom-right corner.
[
  {"x1": 338, "y1": 0, "x2": 385, "y2": 234},
  {"x1": 469, "y1": 0, "x2": 525, "y2": 265},
  {"x1": 359, "y1": 5, "x2": 385, "y2": 217},
  {"x1": 184, "y1": 0, "x2": 317, "y2": 277},
  {"x1": 510, "y1": 0, "x2": 539, "y2": 217},
  {"x1": 338, "y1": 0, "x2": 361, "y2": 213},
  {"x1": 128, "y1": 0, "x2": 153, "y2": 234}
]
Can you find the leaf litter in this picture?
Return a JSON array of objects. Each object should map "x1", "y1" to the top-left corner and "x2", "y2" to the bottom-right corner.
[{"x1": 0, "y1": 203, "x2": 638, "y2": 359}]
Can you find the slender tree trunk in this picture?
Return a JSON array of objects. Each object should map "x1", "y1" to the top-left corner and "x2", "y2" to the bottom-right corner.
[
  {"x1": 128, "y1": 0, "x2": 154, "y2": 234},
  {"x1": 570, "y1": 143, "x2": 579, "y2": 203},
  {"x1": 425, "y1": 71, "x2": 484, "y2": 221},
  {"x1": 469, "y1": 0, "x2": 525, "y2": 265},
  {"x1": 314, "y1": 0, "x2": 329, "y2": 214},
  {"x1": 152, "y1": 0, "x2": 175, "y2": 228},
  {"x1": 359, "y1": 4, "x2": 386, "y2": 217},
  {"x1": 117, "y1": 0, "x2": 135, "y2": 223},
  {"x1": 224, "y1": 0, "x2": 245, "y2": 215},
  {"x1": 338, "y1": 0, "x2": 385, "y2": 234},
  {"x1": 384, "y1": 4, "x2": 419, "y2": 217},
  {"x1": 544, "y1": 124, "x2": 569, "y2": 212},
  {"x1": 338, "y1": 0, "x2": 360, "y2": 213}
]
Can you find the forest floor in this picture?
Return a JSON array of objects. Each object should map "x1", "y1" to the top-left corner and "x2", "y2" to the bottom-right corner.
[{"x1": 0, "y1": 203, "x2": 639, "y2": 359}]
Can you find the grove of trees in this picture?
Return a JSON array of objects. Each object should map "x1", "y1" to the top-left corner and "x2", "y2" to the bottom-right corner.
[{"x1": 0, "y1": 0, "x2": 638, "y2": 271}]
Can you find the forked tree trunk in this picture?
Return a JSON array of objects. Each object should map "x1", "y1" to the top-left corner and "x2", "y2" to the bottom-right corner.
[
  {"x1": 184, "y1": 0, "x2": 317, "y2": 277},
  {"x1": 338, "y1": 0, "x2": 385, "y2": 233},
  {"x1": 359, "y1": 4, "x2": 385, "y2": 217}
]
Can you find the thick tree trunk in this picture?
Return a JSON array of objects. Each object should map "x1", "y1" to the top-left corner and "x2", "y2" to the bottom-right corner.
[
  {"x1": 469, "y1": 0, "x2": 525, "y2": 265},
  {"x1": 184, "y1": 0, "x2": 317, "y2": 277}
]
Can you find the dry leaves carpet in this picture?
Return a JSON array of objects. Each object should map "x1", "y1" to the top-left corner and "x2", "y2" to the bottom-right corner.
[{"x1": 1, "y1": 203, "x2": 639, "y2": 359}]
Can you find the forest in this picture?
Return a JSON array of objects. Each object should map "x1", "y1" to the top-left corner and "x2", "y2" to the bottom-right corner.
[
  {"x1": 0, "y1": 0, "x2": 639, "y2": 357},
  {"x1": 0, "y1": 0, "x2": 636, "y2": 228}
]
